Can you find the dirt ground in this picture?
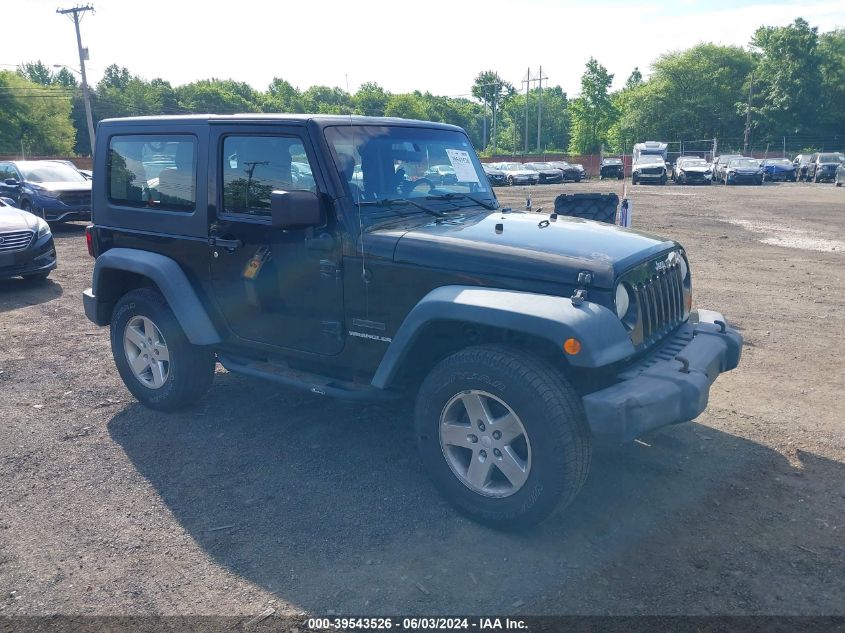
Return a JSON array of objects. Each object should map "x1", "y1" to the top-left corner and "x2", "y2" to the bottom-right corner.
[{"x1": 0, "y1": 179, "x2": 843, "y2": 617}]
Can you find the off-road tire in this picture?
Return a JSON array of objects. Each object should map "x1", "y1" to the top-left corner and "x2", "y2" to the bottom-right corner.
[
  {"x1": 110, "y1": 288, "x2": 215, "y2": 411},
  {"x1": 414, "y1": 345, "x2": 591, "y2": 530},
  {"x1": 553, "y1": 193, "x2": 618, "y2": 224}
]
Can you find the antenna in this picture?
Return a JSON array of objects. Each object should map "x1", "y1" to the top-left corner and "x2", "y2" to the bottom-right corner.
[{"x1": 346, "y1": 74, "x2": 369, "y2": 317}]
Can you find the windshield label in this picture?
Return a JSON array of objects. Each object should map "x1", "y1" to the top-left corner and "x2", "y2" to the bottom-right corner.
[{"x1": 445, "y1": 149, "x2": 480, "y2": 183}]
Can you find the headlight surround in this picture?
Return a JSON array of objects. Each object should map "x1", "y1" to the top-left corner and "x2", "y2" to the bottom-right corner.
[
  {"x1": 615, "y1": 282, "x2": 632, "y2": 321},
  {"x1": 36, "y1": 218, "x2": 51, "y2": 238}
]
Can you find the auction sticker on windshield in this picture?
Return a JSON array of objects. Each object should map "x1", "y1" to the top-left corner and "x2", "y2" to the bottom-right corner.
[{"x1": 446, "y1": 149, "x2": 479, "y2": 183}]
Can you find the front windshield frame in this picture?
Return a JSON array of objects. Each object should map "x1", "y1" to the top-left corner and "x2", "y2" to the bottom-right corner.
[
  {"x1": 324, "y1": 124, "x2": 494, "y2": 220},
  {"x1": 19, "y1": 161, "x2": 88, "y2": 183}
]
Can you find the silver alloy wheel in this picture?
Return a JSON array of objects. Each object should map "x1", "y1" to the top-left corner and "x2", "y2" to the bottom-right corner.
[
  {"x1": 123, "y1": 315, "x2": 170, "y2": 389},
  {"x1": 439, "y1": 390, "x2": 532, "y2": 498}
]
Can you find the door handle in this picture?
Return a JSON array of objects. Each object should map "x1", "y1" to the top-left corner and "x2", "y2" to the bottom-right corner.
[
  {"x1": 307, "y1": 233, "x2": 335, "y2": 252},
  {"x1": 209, "y1": 236, "x2": 243, "y2": 250}
]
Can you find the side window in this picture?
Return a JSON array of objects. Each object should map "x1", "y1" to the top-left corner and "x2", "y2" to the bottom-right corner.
[
  {"x1": 221, "y1": 135, "x2": 316, "y2": 217},
  {"x1": 108, "y1": 135, "x2": 197, "y2": 212}
]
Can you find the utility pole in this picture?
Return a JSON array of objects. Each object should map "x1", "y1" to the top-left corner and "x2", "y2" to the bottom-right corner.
[
  {"x1": 535, "y1": 66, "x2": 547, "y2": 154},
  {"x1": 742, "y1": 72, "x2": 754, "y2": 155},
  {"x1": 57, "y1": 5, "x2": 95, "y2": 156},
  {"x1": 521, "y1": 68, "x2": 531, "y2": 155}
]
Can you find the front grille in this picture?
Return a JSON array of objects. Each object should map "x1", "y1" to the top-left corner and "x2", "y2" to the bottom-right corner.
[
  {"x1": 58, "y1": 191, "x2": 91, "y2": 206},
  {"x1": 0, "y1": 230, "x2": 34, "y2": 252},
  {"x1": 629, "y1": 257, "x2": 686, "y2": 347}
]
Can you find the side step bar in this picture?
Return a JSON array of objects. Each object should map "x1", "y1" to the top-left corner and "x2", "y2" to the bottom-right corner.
[{"x1": 217, "y1": 354, "x2": 399, "y2": 402}]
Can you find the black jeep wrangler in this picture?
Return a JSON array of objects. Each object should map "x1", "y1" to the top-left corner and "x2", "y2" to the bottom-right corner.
[{"x1": 83, "y1": 115, "x2": 741, "y2": 528}]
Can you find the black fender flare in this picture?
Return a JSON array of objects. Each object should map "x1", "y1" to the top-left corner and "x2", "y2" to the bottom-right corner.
[
  {"x1": 371, "y1": 285, "x2": 635, "y2": 389},
  {"x1": 92, "y1": 248, "x2": 221, "y2": 346}
]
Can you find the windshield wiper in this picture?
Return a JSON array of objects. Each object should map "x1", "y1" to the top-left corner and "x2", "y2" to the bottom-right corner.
[
  {"x1": 425, "y1": 192, "x2": 497, "y2": 211},
  {"x1": 357, "y1": 197, "x2": 445, "y2": 218}
]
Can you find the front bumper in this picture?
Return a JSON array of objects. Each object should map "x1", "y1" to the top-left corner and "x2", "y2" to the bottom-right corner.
[
  {"x1": 34, "y1": 200, "x2": 91, "y2": 223},
  {"x1": 635, "y1": 172, "x2": 665, "y2": 181},
  {"x1": 0, "y1": 234, "x2": 57, "y2": 279},
  {"x1": 726, "y1": 172, "x2": 761, "y2": 184},
  {"x1": 582, "y1": 309, "x2": 742, "y2": 442}
]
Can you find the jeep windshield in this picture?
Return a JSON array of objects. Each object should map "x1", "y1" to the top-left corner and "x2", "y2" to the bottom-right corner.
[{"x1": 324, "y1": 125, "x2": 495, "y2": 220}]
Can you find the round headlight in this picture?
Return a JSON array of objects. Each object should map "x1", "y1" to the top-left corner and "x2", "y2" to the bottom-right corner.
[
  {"x1": 679, "y1": 255, "x2": 688, "y2": 281},
  {"x1": 615, "y1": 283, "x2": 631, "y2": 319}
]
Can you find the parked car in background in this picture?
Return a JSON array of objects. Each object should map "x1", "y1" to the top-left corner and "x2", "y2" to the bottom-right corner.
[
  {"x1": 723, "y1": 158, "x2": 763, "y2": 185},
  {"x1": 599, "y1": 158, "x2": 624, "y2": 180},
  {"x1": 522, "y1": 162, "x2": 564, "y2": 184},
  {"x1": 0, "y1": 196, "x2": 56, "y2": 281},
  {"x1": 0, "y1": 160, "x2": 92, "y2": 223},
  {"x1": 423, "y1": 164, "x2": 458, "y2": 185},
  {"x1": 806, "y1": 152, "x2": 845, "y2": 183},
  {"x1": 712, "y1": 154, "x2": 743, "y2": 183},
  {"x1": 482, "y1": 164, "x2": 507, "y2": 186},
  {"x1": 672, "y1": 157, "x2": 711, "y2": 184},
  {"x1": 835, "y1": 163, "x2": 844, "y2": 187},
  {"x1": 631, "y1": 155, "x2": 667, "y2": 185},
  {"x1": 495, "y1": 162, "x2": 540, "y2": 186},
  {"x1": 761, "y1": 158, "x2": 797, "y2": 182},
  {"x1": 547, "y1": 161, "x2": 582, "y2": 182},
  {"x1": 793, "y1": 154, "x2": 814, "y2": 181},
  {"x1": 569, "y1": 163, "x2": 587, "y2": 179}
]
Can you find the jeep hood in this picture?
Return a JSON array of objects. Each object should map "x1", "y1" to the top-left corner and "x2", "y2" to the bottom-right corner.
[{"x1": 391, "y1": 212, "x2": 676, "y2": 288}]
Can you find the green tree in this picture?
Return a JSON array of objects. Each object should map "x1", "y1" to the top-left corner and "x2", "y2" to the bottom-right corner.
[
  {"x1": 817, "y1": 28, "x2": 845, "y2": 136},
  {"x1": 301, "y1": 85, "x2": 353, "y2": 114},
  {"x1": 625, "y1": 67, "x2": 643, "y2": 90},
  {"x1": 0, "y1": 71, "x2": 75, "y2": 155},
  {"x1": 354, "y1": 82, "x2": 389, "y2": 116},
  {"x1": 265, "y1": 77, "x2": 303, "y2": 113},
  {"x1": 750, "y1": 18, "x2": 822, "y2": 135},
  {"x1": 383, "y1": 93, "x2": 428, "y2": 120},
  {"x1": 54, "y1": 67, "x2": 78, "y2": 89},
  {"x1": 471, "y1": 71, "x2": 514, "y2": 151},
  {"x1": 17, "y1": 60, "x2": 55, "y2": 86},
  {"x1": 607, "y1": 44, "x2": 755, "y2": 151},
  {"x1": 568, "y1": 58, "x2": 616, "y2": 154}
]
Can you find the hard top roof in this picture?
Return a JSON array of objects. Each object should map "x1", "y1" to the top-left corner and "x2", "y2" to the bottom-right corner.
[{"x1": 97, "y1": 113, "x2": 464, "y2": 133}]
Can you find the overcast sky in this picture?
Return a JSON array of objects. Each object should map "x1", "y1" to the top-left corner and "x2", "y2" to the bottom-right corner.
[{"x1": 4, "y1": 0, "x2": 844, "y2": 99}]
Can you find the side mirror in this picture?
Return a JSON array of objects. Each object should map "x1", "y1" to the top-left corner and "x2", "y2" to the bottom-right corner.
[
  {"x1": 269, "y1": 190, "x2": 322, "y2": 229},
  {"x1": 4, "y1": 179, "x2": 19, "y2": 186}
]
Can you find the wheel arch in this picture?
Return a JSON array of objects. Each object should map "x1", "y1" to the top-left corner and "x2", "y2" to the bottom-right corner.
[
  {"x1": 371, "y1": 285, "x2": 634, "y2": 390},
  {"x1": 92, "y1": 248, "x2": 221, "y2": 346}
]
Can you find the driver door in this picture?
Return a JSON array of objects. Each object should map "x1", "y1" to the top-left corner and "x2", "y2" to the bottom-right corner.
[{"x1": 208, "y1": 126, "x2": 344, "y2": 356}]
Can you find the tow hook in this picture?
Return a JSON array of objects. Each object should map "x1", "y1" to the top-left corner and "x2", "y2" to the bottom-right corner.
[
  {"x1": 676, "y1": 355, "x2": 691, "y2": 373},
  {"x1": 714, "y1": 320, "x2": 727, "y2": 333}
]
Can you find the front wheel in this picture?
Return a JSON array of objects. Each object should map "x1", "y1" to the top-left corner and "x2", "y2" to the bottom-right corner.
[
  {"x1": 414, "y1": 345, "x2": 591, "y2": 529},
  {"x1": 507, "y1": 176, "x2": 514, "y2": 186},
  {"x1": 110, "y1": 288, "x2": 215, "y2": 411}
]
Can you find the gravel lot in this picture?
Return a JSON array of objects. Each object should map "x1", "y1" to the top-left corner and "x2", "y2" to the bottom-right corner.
[{"x1": 1, "y1": 180, "x2": 843, "y2": 617}]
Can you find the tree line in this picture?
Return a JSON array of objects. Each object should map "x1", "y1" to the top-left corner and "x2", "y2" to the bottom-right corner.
[{"x1": 1, "y1": 18, "x2": 842, "y2": 158}]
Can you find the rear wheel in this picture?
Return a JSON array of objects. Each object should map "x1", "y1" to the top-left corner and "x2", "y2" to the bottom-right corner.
[
  {"x1": 414, "y1": 345, "x2": 591, "y2": 529},
  {"x1": 110, "y1": 288, "x2": 215, "y2": 411},
  {"x1": 507, "y1": 176, "x2": 514, "y2": 186}
]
